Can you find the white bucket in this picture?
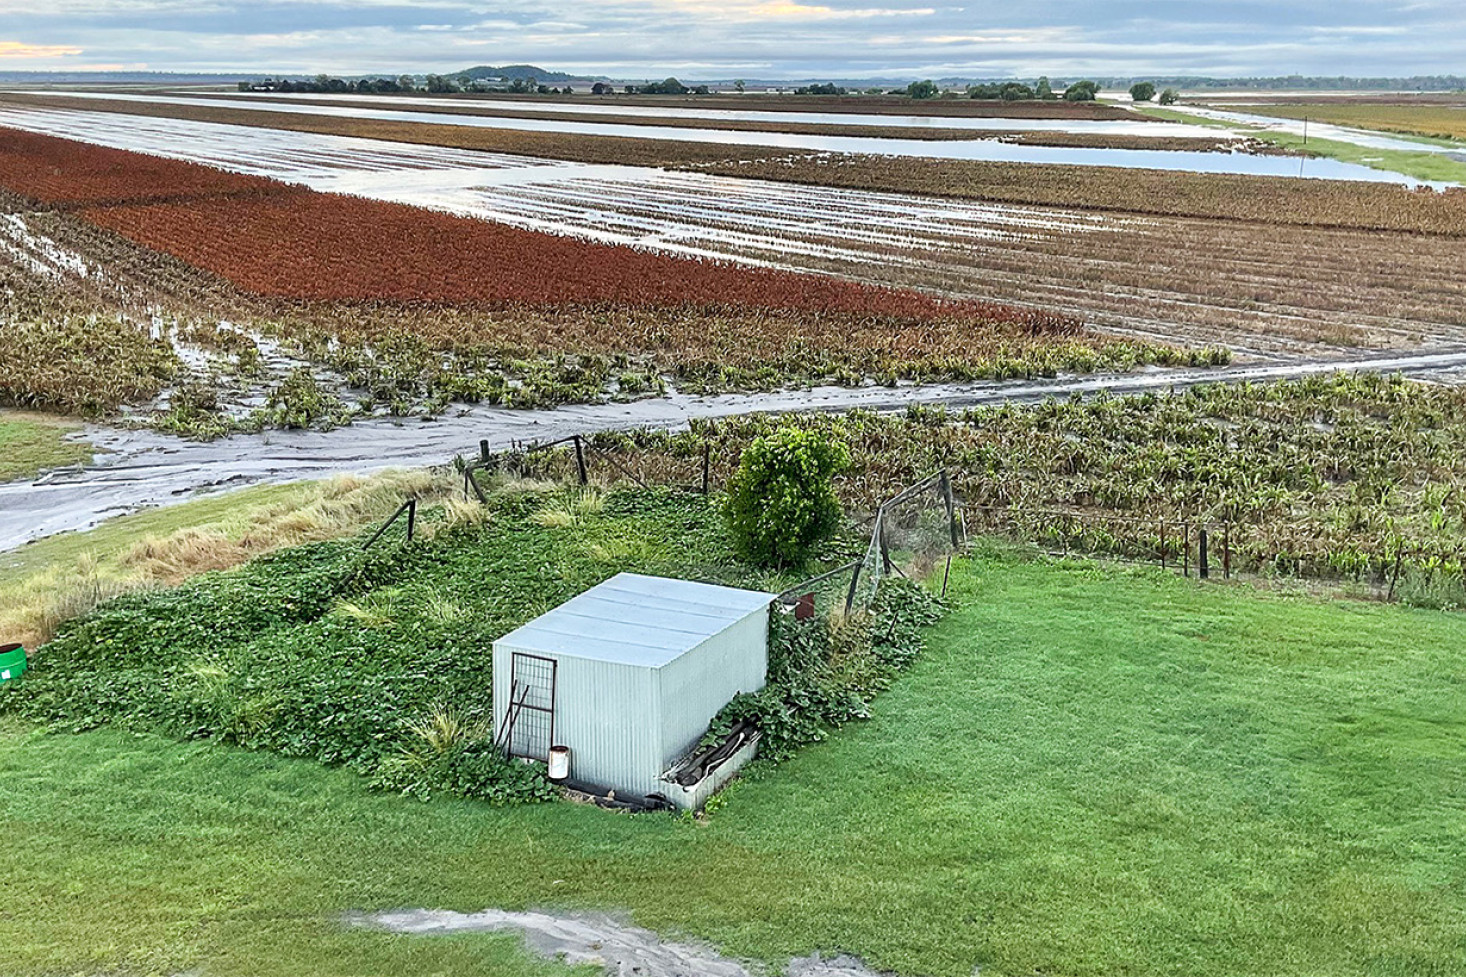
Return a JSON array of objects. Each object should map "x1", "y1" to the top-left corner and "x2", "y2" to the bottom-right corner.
[{"x1": 548, "y1": 745, "x2": 571, "y2": 781}]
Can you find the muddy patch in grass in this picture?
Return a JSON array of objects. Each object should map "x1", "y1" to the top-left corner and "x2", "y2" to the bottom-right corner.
[{"x1": 349, "y1": 907, "x2": 894, "y2": 977}]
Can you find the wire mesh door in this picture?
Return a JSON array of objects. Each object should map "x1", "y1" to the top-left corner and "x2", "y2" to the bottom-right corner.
[{"x1": 505, "y1": 652, "x2": 557, "y2": 761}]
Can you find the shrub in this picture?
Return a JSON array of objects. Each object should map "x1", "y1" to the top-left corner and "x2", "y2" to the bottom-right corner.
[
  {"x1": 723, "y1": 427, "x2": 850, "y2": 568},
  {"x1": 707, "y1": 578, "x2": 945, "y2": 760},
  {"x1": 1129, "y1": 81, "x2": 1157, "y2": 103}
]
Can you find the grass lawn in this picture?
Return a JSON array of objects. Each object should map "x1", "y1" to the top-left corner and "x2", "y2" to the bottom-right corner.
[
  {"x1": 4, "y1": 545, "x2": 1466, "y2": 976},
  {"x1": 0, "y1": 410, "x2": 92, "y2": 483}
]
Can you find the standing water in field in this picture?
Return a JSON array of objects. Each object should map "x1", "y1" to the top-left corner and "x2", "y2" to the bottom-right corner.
[{"x1": 11, "y1": 91, "x2": 1446, "y2": 184}]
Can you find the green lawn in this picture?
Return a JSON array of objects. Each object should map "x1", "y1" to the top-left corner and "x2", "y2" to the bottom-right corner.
[
  {"x1": 0, "y1": 410, "x2": 92, "y2": 483},
  {"x1": 4, "y1": 546, "x2": 1465, "y2": 976}
]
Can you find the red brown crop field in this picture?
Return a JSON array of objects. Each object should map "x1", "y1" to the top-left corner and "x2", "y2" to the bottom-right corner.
[
  {"x1": 81, "y1": 188, "x2": 1070, "y2": 327},
  {"x1": 2, "y1": 126, "x2": 1072, "y2": 332},
  {"x1": 0, "y1": 127, "x2": 282, "y2": 207}
]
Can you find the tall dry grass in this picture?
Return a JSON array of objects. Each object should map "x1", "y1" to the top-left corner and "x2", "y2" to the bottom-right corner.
[{"x1": 0, "y1": 468, "x2": 458, "y2": 650}]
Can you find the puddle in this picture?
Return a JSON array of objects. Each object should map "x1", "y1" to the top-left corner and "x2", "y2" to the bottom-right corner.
[{"x1": 350, "y1": 907, "x2": 895, "y2": 977}]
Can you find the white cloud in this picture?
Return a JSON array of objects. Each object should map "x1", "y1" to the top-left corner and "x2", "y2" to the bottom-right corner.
[{"x1": 0, "y1": 0, "x2": 1462, "y2": 76}]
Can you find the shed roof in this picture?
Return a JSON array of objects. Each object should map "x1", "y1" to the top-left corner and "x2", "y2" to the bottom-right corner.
[{"x1": 494, "y1": 572, "x2": 772, "y2": 668}]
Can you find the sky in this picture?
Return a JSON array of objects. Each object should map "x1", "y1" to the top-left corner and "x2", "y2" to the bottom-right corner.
[{"x1": 0, "y1": 0, "x2": 1462, "y2": 79}]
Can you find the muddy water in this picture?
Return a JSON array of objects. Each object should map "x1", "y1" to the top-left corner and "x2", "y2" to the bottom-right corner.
[
  {"x1": 350, "y1": 907, "x2": 893, "y2": 977},
  {"x1": 9, "y1": 350, "x2": 1466, "y2": 554},
  {"x1": 12, "y1": 91, "x2": 1436, "y2": 183}
]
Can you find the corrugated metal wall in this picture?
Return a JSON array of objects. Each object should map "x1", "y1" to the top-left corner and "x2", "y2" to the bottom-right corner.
[
  {"x1": 494, "y1": 603, "x2": 769, "y2": 800},
  {"x1": 655, "y1": 610, "x2": 769, "y2": 767},
  {"x1": 495, "y1": 640, "x2": 663, "y2": 797}
]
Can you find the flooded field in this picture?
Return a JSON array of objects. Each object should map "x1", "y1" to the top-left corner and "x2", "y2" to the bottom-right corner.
[
  {"x1": 15, "y1": 90, "x2": 1430, "y2": 183},
  {"x1": 3, "y1": 102, "x2": 1461, "y2": 361},
  {"x1": 1178, "y1": 104, "x2": 1466, "y2": 157},
  {"x1": 221, "y1": 90, "x2": 1209, "y2": 135}
]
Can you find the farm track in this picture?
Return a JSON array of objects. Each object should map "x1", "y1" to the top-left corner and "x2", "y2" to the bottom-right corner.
[{"x1": 7, "y1": 347, "x2": 1466, "y2": 552}]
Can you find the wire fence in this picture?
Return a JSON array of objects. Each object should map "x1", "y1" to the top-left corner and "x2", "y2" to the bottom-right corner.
[{"x1": 461, "y1": 434, "x2": 1466, "y2": 609}]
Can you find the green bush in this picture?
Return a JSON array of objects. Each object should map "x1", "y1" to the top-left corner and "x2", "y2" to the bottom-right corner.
[{"x1": 723, "y1": 427, "x2": 851, "y2": 568}]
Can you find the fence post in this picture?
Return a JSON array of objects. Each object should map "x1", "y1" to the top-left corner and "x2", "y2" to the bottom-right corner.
[
  {"x1": 574, "y1": 435, "x2": 588, "y2": 486},
  {"x1": 1183, "y1": 523, "x2": 1190, "y2": 577},
  {"x1": 465, "y1": 467, "x2": 488, "y2": 504},
  {"x1": 844, "y1": 561, "x2": 862, "y2": 616},
  {"x1": 479, "y1": 439, "x2": 490, "y2": 464},
  {"x1": 1223, "y1": 525, "x2": 1231, "y2": 579},
  {"x1": 1198, "y1": 527, "x2": 1208, "y2": 579},
  {"x1": 939, "y1": 470, "x2": 959, "y2": 549},
  {"x1": 1160, "y1": 518, "x2": 1166, "y2": 570},
  {"x1": 406, "y1": 499, "x2": 416, "y2": 542},
  {"x1": 879, "y1": 511, "x2": 893, "y2": 575},
  {"x1": 1388, "y1": 548, "x2": 1404, "y2": 601},
  {"x1": 701, "y1": 442, "x2": 711, "y2": 496}
]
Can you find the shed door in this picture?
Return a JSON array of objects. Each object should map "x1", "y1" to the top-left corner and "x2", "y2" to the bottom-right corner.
[{"x1": 505, "y1": 652, "x2": 557, "y2": 761}]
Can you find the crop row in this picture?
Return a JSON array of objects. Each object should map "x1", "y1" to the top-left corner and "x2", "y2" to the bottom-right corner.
[
  {"x1": 523, "y1": 372, "x2": 1466, "y2": 604},
  {"x1": 688, "y1": 153, "x2": 1466, "y2": 237},
  {"x1": 0, "y1": 126, "x2": 1080, "y2": 328}
]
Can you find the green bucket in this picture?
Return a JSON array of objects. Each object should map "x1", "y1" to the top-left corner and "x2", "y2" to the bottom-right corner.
[{"x1": 0, "y1": 643, "x2": 26, "y2": 683}]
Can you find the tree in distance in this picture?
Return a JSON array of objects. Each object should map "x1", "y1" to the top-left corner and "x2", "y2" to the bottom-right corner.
[
  {"x1": 1130, "y1": 81, "x2": 1157, "y2": 102},
  {"x1": 1159, "y1": 87, "x2": 1180, "y2": 105},
  {"x1": 1064, "y1": 79, "x2": 1101, "y2": 101}
]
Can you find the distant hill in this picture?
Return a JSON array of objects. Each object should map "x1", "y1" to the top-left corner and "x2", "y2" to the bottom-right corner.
[{"x1": 455, "y1": 64, "x2": 607, "y2": 84}]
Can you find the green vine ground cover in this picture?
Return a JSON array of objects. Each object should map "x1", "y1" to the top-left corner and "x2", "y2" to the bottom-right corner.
[
  {"x1": 0, "y1": 488, "x2": 805, "y2": 793},
  {"x1": 4, "y1": 549, "x2": 1466, "y2": 977}
]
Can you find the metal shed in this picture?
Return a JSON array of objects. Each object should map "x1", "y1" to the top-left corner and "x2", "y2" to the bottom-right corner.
[{"x1": 492, "y1": 572, "x2": 772, "y2": 806}]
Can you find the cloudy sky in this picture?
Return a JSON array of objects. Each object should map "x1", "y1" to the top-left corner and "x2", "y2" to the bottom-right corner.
[{"x1": 1, "y1": 0, "x2": 1462, "y2": 78}]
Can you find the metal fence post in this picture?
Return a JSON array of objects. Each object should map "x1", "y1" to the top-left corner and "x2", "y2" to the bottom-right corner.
[
  {"x1": 574, "y1": 435, "x2": 588, "y2": 486},
  {"x1": 1198, "y1": 527, "x2": 1208, "y2": 579},
  {"x1": 701, "y1": 442, "x2": 711, "y2": 495}
]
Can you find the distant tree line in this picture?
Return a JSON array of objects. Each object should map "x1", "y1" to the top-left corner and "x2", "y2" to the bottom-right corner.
[
  {"x1": 609, "y1": 77, "x2": 711, "y2": 95},
  {"x1": 240, "y1": 74, "x2": 577, "y2": 95}
]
